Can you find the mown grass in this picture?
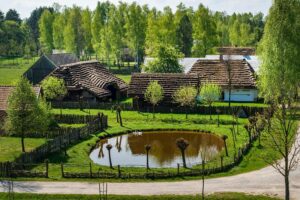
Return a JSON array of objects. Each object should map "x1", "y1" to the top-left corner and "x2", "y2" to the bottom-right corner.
[
  {"x1": 0, "y1": 57, "x2": 38, "y2": 86},
  {"x1": 0, "y1": 192, "x2": 280, "y2": 200},
  {"x1": 115, "y1": 74, "x2": 132, "y2": 84},
  {"x1": 0, "y1": 137, "x2": 46, "y2": 162}
]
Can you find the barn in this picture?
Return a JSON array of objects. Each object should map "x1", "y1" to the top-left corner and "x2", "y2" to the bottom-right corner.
[
  {"x1": 51, "y1": 60, "x2": 128, "y2": 102},
  {"x1": 128, "y1": 73, "x2": 199, "y2": 106},
  {"x1": 24, "y1": 53, "x2": 79, "y2": 85}
]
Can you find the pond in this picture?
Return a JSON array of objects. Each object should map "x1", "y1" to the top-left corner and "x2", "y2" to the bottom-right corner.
[{"x1": 90, "y1": 130, "x2": 224, "y2": 168}]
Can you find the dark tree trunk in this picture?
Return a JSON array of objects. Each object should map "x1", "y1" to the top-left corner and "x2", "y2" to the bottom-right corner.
[
  {"x1": 185, "y1": 106, "x2": 188, "y2": 120},
  {"x1": 152, "y1": 105, "x2": 155, "y2": 119},
  {"x1": 224, "y1": 140, "x2": 228, "y2": 156},
  {"x1": 209, "y1": 104, "x2": 212, "y2": 120},
  {"x1": 202, "y1": 161, "x2": 205, "y2": 200},
  {"x1": 119, "y1": 111, "x2": 123, "y2": 126},
  {"x1": 108, "y1": 150, "x2": 113, "y2": 169},
  {"x1": 21, "y1": 133, "x2": 25, "y2": 153},
  {"x1": 285, "y1": 168, "x2": 290, "y2": 200},
  {"x1": 181, "y1": 149, "x2": 187, "y2": 168},
  {"x1": 146, "y1": 150, "x2": 149, "y2": 170}
]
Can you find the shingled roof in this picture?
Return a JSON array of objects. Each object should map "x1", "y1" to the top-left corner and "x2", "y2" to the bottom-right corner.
[
  {"x1": 128, "y1": 73, "x2": 199, "y2": 99},
  {"x1": 0, "y1": 86, "x2": 41, "y2": 111},
  {"x1": 51, "y1": 61, "x2": 128, "y2": 99},
  {"x1": 217, "y1": 47, "x2": 255, "y2": 55},
  {"x1": 188, "y1": 59, "x2": 256, "y2": 89}
]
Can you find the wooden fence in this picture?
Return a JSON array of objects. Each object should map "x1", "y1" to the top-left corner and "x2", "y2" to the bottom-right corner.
[{"x1": 52, "y1": 101, "x2": 265, "y2": 117}]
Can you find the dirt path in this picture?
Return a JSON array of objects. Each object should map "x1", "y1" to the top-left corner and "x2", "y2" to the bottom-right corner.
[{"x1": 1, "y1": 128, "x2": 300, "y2": 200}]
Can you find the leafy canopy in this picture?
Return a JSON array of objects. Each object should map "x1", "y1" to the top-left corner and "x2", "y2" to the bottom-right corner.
[
  {"x1": 143, "y1": 45, "x2": 183, "y2": 73},
  {"x1": 5, "y1": 77, "x2": 50, "y2": 139},
  {"x1": 41, "y1": 76, "x2": 67, "y2": 100},
  {"x1": 144, "y1": 80, "x2": 164, "y2": 106},
  {"x1": 200, "y1": 82, "x2": 221, "y2": 105},
  {"x1": 173, "y1": 86, "x2": 197, "y2": 107}
]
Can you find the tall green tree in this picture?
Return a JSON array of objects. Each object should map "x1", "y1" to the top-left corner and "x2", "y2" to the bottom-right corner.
[
  {"x1": 63, "y1": 7, "x2": 84, "y2": 56},
  {"x1": 81, "y1": 8, "x2": 93, "y2": 56},
  {"x1": 39, "y1": 10, "x2": 54, "y2": 53},
  {"x1": 192, "y1": 4, "x2": 217, "y2": 56},
  {"x1": 125, "y1": 3, "x2": 147, "y2": 67},
  {"x1": 176, "y1": 14, "x2": 193, "y2": 57},
  {"x1": 52, "y1": 13, "x2": 65, "y2": 50},
  {"x1": 5, "y1": 77, "x2": 49, "y2": 152},
  {"x1": 258, "y1": 1, "x2": 300, "y2": 199},
  {"x1": 5, "y1": 9, "x2": 21, "y2": 24}
]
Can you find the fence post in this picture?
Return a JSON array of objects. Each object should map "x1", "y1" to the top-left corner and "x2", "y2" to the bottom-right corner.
[
  {"x1": 45, "y1": 159, "x2": 49, "y2": 178},
  {"x1": 89, "y1": 162, "x2": 92, "y2": 178},
  {"x1": 118, "y1": 165, "x2": 121, "y2": 178},
  {"x1": 177, "y1": 163, "x2": 180, "y2": 175},
  {"x1": 61, "y1": 163, "x2": 64, "y2": 178}
]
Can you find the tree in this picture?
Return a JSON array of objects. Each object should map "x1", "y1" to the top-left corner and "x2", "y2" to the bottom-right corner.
[
  {"x1": 145, "y1": 144, "x2": 151, "y2": 170},
  {"x1": 81, "y1": 8, "x2": 93, "y2": 56},
  {"x1": 200, "y1": 82, "x2": 221, "y2": 120},
  {"x1": 125, "y1": 3, "x2": 147, "y2": 68},
  {"x1": 258, "y1": 1, "x2": 300, "y2": 199},
  {"x1": 116, "y1": 105, "x2": 123, "y2": 126},
  {"x1": 192, "y1": 4, "x2": 217, "y2": 56},
  {"x1": 106, "y1": 144, "x2": 113, "y2": 169},
  {"x1": 263, "y1": 109, "x2": 299, "y2": 200},
  {"x1": 176, "y1": 138, "x2": 189, "y2": 168},
  {"x1": 5, "y1": 77, "x2": 49, "y2": 152},
  {"x1": 39, "y1": 10, "x2": 54, "y2": 53},
  {"x1": 221, "y1": 135, "x2": 229, "y2": 156},
  {"x1": 144, "y1": 81, "x2": 164, "y2": 119},
  {"x1": 64, "y1": 7, "x2": 84, "y2": 56},
  {"x1": 143, "y1": 45, "x2": 183, "y2": 73},
  {"x1": 5, "y1": 9, "x2": 21, "y2": 24},
  {"x1": 27, "y1": 7, "x2": 53, "y2": 54},
  {"x1": 173, "y1": 86, "x2": 197, "y2": 119},
  {"x1": 41, "y1": 76, "x2": 67, "y2": 115},
  {"x1": 176, "y1": 14, "x2": 193, "y2": 56},
  {"x1": 52, "y1": 13, "x2": 65, "y2": 50}
]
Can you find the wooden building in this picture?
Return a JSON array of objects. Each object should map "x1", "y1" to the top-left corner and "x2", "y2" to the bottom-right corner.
[
  {"x1": 51, "y1": 61, "x2": 128, "y2": 102},
  {"x1": 24, "y1": 53, "x2": 79, "y2": 85},
  {"x1": 128, "y1": 73, "x2": 199, "y2": 106}
]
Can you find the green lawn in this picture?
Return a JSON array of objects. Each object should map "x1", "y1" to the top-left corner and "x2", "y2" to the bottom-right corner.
[
  {"x1": 0, "y1": 192, "x2": 280, "y2": 200},
  {"x1": 0, "y1": 57, "x2": 38, "y2": 86},
  {"x1": 0, "y1": 137, "x2": 46, "y2": 162}
]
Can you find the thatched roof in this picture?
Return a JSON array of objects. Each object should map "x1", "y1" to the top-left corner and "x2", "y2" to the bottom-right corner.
[
  {"x1": 0, "y1": 86, "x2": 41, "y2": 111},
  {"x1": 128, "y1": 73, "x2": 199, "y2": 99},
  {"x1": 217, "y1": 47, "x2": 255, "y2": 55},
  {"x1": 188, "y1": 59, "x2": 256, "y2": 89},
  {"x1": 51, "y1": 61, "x2": 128, "y2": 99}
]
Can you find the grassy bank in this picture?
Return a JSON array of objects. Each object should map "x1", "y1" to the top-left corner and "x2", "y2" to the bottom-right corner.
[{"x1": 0, "y1": 192, "x2": 280, "y2": 200}]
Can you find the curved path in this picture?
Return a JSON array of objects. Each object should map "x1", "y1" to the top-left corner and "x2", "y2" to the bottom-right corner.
[{"x1": 1, "y1": 129, "x2": 300, "y2": 200}]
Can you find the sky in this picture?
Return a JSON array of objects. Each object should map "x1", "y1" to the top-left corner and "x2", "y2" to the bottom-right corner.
[{"x1": 0, "y1": 0, "x2": 273, "y2": 19}]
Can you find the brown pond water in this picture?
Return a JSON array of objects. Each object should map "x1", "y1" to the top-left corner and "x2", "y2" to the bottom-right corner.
[{"x1": 90, "y1": 131, "x2": 224, "y2": 168}]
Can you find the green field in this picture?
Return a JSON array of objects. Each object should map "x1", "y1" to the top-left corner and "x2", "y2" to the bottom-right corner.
[
  {"x1": 0, "y1": 57, "x2": 37, "y2": 86},
  {"x1": 0, "y1": 192, "x2": 280, "y2": 200},
  {"x1": 0, "y1": 137, "x2": 46, "y2": 162}
]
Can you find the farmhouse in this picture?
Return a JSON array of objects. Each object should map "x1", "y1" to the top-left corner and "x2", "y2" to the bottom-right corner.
[
  {"x1": 128, "y1": 73, "x2": 199, "y2": 106},
  {"x1": 51, "y1": 60, "x2": 128, "y2": 102},
  {"x1": 24, "y1": 53, "x2": 79, "y2": 85},
  {"x1": 186, "y1": 47, "x2": 257, "y2": 102}
]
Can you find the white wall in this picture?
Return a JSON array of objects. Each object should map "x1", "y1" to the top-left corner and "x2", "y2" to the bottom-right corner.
[{"x1": 224, "y1": 89, "x2": 258, "y2": 102}]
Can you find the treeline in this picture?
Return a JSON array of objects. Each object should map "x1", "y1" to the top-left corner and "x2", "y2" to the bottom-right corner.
[{"x1": 0, "y1": 2, "x2": 265, "y2": 61}]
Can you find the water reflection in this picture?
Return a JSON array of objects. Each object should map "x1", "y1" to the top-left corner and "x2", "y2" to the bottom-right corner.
[{"x1": 90, "y1": 131, "x2": 224, "y2": 168}]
